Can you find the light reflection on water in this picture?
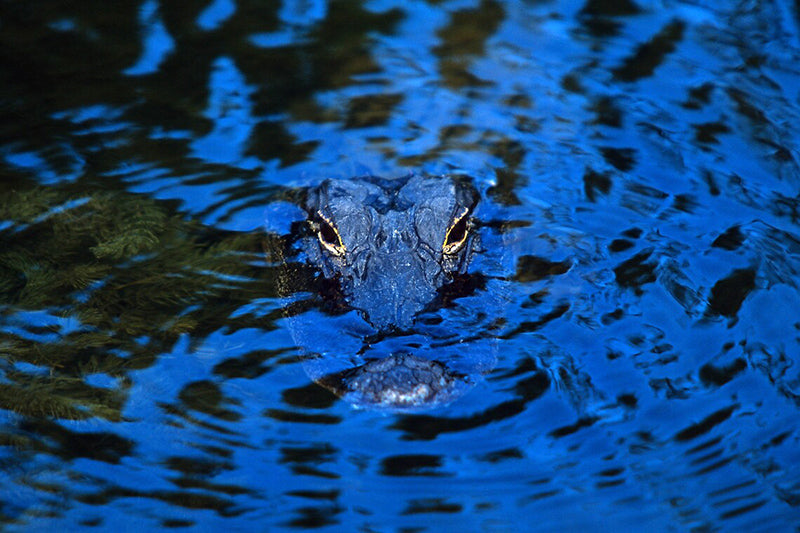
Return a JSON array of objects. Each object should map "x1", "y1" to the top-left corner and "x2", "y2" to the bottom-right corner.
[{"x1": 1, "y1": 0, "x2": 799, "y2": 530}]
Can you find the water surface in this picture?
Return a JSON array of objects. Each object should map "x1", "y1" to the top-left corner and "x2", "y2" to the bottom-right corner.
[{"x1": 1, "y1": 0, "x2": 799, "y2": 530}]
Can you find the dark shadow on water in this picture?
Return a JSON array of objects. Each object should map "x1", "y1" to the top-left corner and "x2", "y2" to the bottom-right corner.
[{"x1": 391, "y1": 358, "x2": 551, "y2": 441}]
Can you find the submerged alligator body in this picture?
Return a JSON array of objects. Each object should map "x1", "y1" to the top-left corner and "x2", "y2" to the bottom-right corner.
[{"x1": 282, "y1": 174, "x2": 498, "y2": 410}]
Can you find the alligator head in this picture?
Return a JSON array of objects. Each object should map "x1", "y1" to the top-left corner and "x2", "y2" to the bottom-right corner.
[
  {"x1": 305, "y1": 174, "x2": 479, "y2": 331},
  {"x1": 298, "y1": 174, "x2": 484, "y2": 409}
]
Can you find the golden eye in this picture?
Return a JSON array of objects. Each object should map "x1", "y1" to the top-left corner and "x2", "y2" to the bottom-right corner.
[
  {"x1": 443, "y1": 207, "x2": 470, "y2": 255},
  {"x1": 316, "y1": 212, "x2": 346, "y2": 256}
]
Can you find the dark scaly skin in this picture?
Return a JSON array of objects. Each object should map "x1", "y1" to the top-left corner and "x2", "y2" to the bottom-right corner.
[
  {"x1": 301, "y1": 175, "x2": 480, "y2": 409},
  {"x1": 318, "y1": 353, "x2": 463, "y2": 409}
]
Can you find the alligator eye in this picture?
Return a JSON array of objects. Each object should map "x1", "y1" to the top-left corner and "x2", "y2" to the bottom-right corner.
[
  {"x1": 316, "y1": 212, "x2": 346, "y2": 256},
  {"x1": 443, "y1": 207, "x2": 470, "y2": 255}
]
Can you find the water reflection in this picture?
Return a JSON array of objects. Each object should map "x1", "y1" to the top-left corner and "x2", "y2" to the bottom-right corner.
[{"x1": 2, "y1": 0, "x2": 800, "y2": 530}]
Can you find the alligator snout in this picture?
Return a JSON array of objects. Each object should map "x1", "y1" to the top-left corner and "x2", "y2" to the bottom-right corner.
[
  {"x1": 322, "y1": 353, "x2": 468, "y2": 409},
  {"x1": 348, "y1": 250, "x2": 440, "y2": 330}
]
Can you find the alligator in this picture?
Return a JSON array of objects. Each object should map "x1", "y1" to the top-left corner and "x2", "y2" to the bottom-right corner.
[{"x1": 281, "y1": 174, "x2": 497, "y2": 410}]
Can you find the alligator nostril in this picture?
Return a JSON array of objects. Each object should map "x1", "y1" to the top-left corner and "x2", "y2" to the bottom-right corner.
[{"x1": 375, "y1": 229, "x2": 386, "y2": 248}]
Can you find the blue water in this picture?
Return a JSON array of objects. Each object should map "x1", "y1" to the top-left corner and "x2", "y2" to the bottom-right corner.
[{"x1": 1, "y1": 0, "x2": 799, "y2": 530}]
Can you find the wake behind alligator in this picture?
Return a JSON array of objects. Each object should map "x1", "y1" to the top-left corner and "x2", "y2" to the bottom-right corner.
[{"x1": 274, "y1": 174, "x2": 507, "y2": 410}]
